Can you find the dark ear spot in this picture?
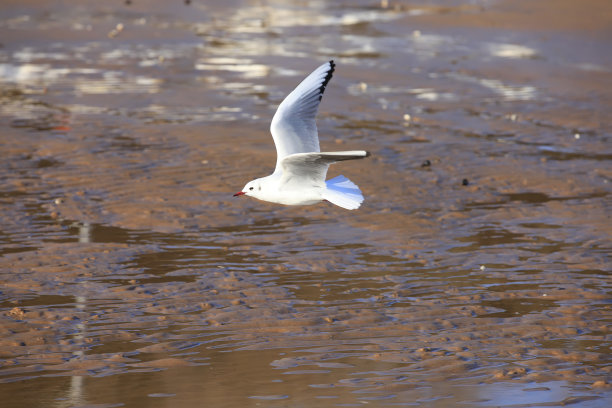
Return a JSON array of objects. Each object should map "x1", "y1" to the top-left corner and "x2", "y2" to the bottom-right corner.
[{"x1": 258, "y1": 186, "x2": 261, "y2": 191}]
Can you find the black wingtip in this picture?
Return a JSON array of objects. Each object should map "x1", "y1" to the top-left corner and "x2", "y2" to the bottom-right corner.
[
  {"x1": 325, "y1": 60, "x2": 335, "y2": 85},
  {"x1": 318, "y1": 60, "x2": 336, "y2": 101},
  {"x1": 365, "y1": 151, "x2": 371, "y2": 157}
]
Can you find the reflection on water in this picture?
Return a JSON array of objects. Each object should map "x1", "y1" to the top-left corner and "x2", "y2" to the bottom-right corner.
[
  {"x1": 476, "y1": 381, "x2": 601, "y2": 407},
  {"x1": 1, "y1": 0, "x2": 611, "y2": 407},
  {"x1": 486, "y1": 43, "x2": 538, "y2": 59},
  {"x1": 448, "y1": 72, "x2": 538, "y2": 101}
]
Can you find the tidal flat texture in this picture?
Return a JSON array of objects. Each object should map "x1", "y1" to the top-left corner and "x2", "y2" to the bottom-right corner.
[{"x1": 0, "y1": 0, "x2": 610, "y2": 407}]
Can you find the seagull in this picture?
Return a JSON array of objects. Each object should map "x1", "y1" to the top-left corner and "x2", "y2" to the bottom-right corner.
[{"x1": 234, "y1": 60, "x2": 370, "y2": 210}]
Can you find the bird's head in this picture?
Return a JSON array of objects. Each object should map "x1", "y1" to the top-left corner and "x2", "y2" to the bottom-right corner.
[{"x1": 233, "y1": 179, "x2": 263, "y2": 198}]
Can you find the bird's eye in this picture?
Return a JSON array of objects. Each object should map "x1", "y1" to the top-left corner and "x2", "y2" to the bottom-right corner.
[{"x1": 249, "y1": 187, "x2": 254, "y2": 190}]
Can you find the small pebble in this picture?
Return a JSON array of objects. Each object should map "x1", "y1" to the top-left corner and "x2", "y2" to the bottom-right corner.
[
  {"x1": 462, "y1": 178, "x2": 469, "y2": 186},
  {"x1": 591, "y1": 380, "x2": 610, "y2": 388},
  {"x1": 9, "y1": 307, "x2": 25, "y2": 319},
  {"x1": 108, "y1": 23, "x2": 124, "y2": 39},
  {"x1": 421, "y1": 159, "x2": 431, "y2": 167}
]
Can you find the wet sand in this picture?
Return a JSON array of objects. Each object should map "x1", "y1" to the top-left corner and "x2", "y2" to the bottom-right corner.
[{"x1": 1, "y1": 0, "x2": 611, "y2": 406}]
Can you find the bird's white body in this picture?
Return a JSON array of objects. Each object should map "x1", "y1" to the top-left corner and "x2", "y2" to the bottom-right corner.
[
  {"x1": 235, "y1": 60, "x2": 370, "y2": 210},
  {"x1": 245, "y1": 172, "x2": 323, "y2": 206}
]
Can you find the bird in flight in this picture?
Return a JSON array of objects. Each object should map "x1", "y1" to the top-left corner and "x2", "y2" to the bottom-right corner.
[{"x1": 234, "y1": 60, "x2": 370, "y2": 210}]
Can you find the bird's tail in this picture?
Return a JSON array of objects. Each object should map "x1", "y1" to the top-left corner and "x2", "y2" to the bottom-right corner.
[{"x1": 323, "y1": 175, "x2": 364, "y2": 210}]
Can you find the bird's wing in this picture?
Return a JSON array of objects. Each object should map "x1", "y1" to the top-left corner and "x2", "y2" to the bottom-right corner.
[
  {"x1": 278, "y1": 151, "x2": 369, "y2": 191},
  {"x1": 270, "y1": 60, "x2": 335, "y2": 172}
]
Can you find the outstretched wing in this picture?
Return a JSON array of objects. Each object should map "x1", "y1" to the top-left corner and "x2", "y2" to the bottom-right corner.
[
  {"x1": 278, "y1": 150, "x2": 369, "y2": 191},
  {"x1": 270, "y1": 60, "x2": 335, "y2": 172}
]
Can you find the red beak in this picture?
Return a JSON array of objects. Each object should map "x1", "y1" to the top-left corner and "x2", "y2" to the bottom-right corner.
[{"x1": 233, "y1": 191, "x2": 245, "y2": 197}]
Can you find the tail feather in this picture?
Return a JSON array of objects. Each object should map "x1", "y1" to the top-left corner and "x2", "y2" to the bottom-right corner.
[{"x1": 323, "y1": 175, "x2": 364, "y2": 210}]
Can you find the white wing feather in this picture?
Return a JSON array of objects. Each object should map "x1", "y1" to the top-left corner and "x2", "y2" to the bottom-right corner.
[
  {"x1": 270, "y1": 61, "x2": 335, "y2": 172},
  {"x1": 279, "y1": 151, "x2": 369, "y2": 191}
]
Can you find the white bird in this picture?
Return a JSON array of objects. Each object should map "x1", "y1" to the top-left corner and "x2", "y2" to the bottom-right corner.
[{"x1": 234, "y1": 60, "x2": 370, "y2": 210}]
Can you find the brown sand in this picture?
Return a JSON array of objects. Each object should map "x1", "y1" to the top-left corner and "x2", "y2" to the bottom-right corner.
[{"x1": 1, "y1": 0, "x2": 611, "y2": 406}]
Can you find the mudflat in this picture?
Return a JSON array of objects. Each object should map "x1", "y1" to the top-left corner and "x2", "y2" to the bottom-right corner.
[{"x1": 1, "y1": 0, "x2": 610, "y2": 407}]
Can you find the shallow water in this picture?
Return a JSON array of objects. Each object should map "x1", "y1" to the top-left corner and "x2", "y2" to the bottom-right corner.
[{"x1": 1, "y1": 0, "x2": 611, "y2": 407}]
